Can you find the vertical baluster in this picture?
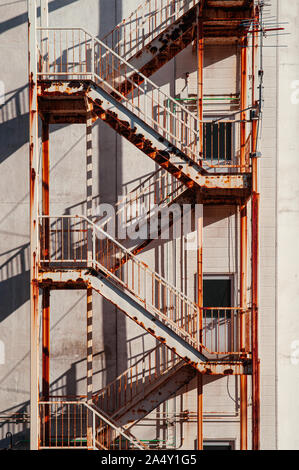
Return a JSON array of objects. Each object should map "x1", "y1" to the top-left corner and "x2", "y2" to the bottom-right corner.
[
  {"x1": 224, "y1": 122, "x2": 227, "y2": 165},
  {"x1": 66, "y1": 30, "x2": 68, "y2": 75},
  {"x1": 79, "y1": 29, "x2": 81, "y2": 74},
  {"x1": 54, "y1": 30, "x2": 56, "y2": 75},
  {"x1": 218, "y1": 122, "x2": 220, "y2": 165}
]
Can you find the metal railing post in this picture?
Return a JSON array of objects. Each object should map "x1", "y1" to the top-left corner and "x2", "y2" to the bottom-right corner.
[{"x1": 92, "y1": 411, "x2": 96, "y2": 449}]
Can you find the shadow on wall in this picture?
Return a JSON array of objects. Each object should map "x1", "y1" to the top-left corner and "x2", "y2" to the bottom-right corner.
[
  {"x1": 98, "y1": 0, "x2": 128, "y2": 383},
  {"x1": 0, "y1": 331, "x2": 152, "y2": 448},
  {"x1": 0, "y1": 243, "x2": 30, "y2": 323},
  {"x1": 0, "y1": 0, "x2": 80, "y2": 35},
  {"x1": 0, "y1": 85, "x2": 29, "y2": 164}
]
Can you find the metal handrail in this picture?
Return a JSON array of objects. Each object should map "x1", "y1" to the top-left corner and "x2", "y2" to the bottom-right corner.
[{"x1": 100, "y1": 0, "x2": 199, "y2": 62}]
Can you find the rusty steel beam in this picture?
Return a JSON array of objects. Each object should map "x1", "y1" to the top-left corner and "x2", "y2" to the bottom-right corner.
[
  {"x1": 41, "y1": 91, "x2": 50, "y2": 449},
  {"x1": 196, "y1": 199, "x2": 203, "y2": 449},
  {"x1": 42, "y1": 288, "x2": 50, "y2": 399}
]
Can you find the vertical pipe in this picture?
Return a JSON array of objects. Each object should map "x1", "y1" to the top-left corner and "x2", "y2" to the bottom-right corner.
[
  {"x1": 87, "y1": 286, "x2": 93, "y2": 448},
  {"x1": 240, "y1": 37, "x2": 247, "y2": 170},
  {"x1": 29, "y1": 0, "x2": 39, "y2": 451},
  {"x1": 251, "y1": 3, "x2": 260, "y2": 439},
  {"x1": 240, "y1": 203, "x2": 248, "y2": 449},
  {"x1": 197, "y1": 5, "x2": 203, "y2": 164},
  {"x1": 196, "y1": 202, "x2": 203, "y2": 449}
]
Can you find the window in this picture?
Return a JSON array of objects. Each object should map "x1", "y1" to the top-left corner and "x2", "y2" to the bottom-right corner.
[
  {"x1": 203, "y1": 122, "x2": 233, "y2": 162},
  {"x1": 203, "y1": 440, "x2": 235, "y2": 450},
  {"x1": 203, "y1": 276, "x2": 232, "y2": 318},
  {"x1": 203, "y1": 278, "x2": 232, "y2": 308}
]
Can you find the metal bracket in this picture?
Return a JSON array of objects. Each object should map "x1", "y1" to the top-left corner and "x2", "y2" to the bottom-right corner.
[{"x1": 250, "y1": 152, "x2": 262, "y2": 159}]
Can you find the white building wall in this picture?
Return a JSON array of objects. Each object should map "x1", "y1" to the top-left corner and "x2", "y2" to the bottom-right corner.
[{"x1": 276, "y1": 0, "x2": 299, "y2": 450}]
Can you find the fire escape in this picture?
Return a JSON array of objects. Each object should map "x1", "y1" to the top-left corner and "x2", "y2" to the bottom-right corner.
[{"x1": 28, "y1": 0, "x2": 261, "y2": 450}]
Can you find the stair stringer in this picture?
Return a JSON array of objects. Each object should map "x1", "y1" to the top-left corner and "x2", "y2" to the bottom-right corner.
[
  {"x1": 88, "y1": 270, "x2": 208, "y2": 367},
  {"x1": 110, "y1": 5, "x2": 199, "y2": 94}
]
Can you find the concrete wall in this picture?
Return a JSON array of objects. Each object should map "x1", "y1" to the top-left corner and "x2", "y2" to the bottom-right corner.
[{"x1": 276, "y1": 0, "x2": 299, "y2": 450}]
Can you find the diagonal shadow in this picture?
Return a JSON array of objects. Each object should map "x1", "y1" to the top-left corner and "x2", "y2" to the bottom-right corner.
[{"x1": 0, "y1": 0, "x2": 80, "y2": 35}]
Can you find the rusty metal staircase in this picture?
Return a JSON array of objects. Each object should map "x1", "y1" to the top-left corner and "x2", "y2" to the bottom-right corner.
[{"x1": 28, "y1": 0, "x2": 259, "y2": 451}]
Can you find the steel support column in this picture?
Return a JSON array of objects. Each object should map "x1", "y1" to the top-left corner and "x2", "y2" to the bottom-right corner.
[
  {"x1": 42, "y1": 290, "x2": 50, "y2": 395},
  {"x1": 240, "y1": 204, "x2": 248, "y2": 449},
  {"x1": 29, "y1": 0, "x2": 39, "y2": 450},
  {"x1": 86, "y1": 102, "x2": 93, "y2": 448},
  {"x1": 197, "y1": 202, "x2": 203, "y2": 449},
  {"x1": 86, "y1": 109, "x2": 93, "y2": 264},
  {"x1": 42, "y1": 288, "x2": 50, "y2": 444},
  {"x1": 87, "y1": 286, "x2": 93, "y2": 448},
  {"x1": 197, "y1": 4, "x2": 204, "y2": 162}
]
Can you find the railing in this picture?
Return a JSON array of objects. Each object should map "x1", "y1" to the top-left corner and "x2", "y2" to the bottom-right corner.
[
  {"x1": 39, "y1": 400, "x2": 146, "y2": 449},
  {"x1": 201, "y1": 307, "x2": 251, "y2": 355},
  {"x1": 101, "y1": 0, "x2": 199, "y2": 63},
  {"x1": 203, "y1": 121, "x2": 250, "y2": 169},
  {"x1": 93, "y1": 344, "x2": 181, "y2": 416},
  {"x1": 39, "y1": 215, "x2": 250, "y2": 357},
  {"x1": 36, "y1": 28, "x2": 250, "y2": 170}
]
